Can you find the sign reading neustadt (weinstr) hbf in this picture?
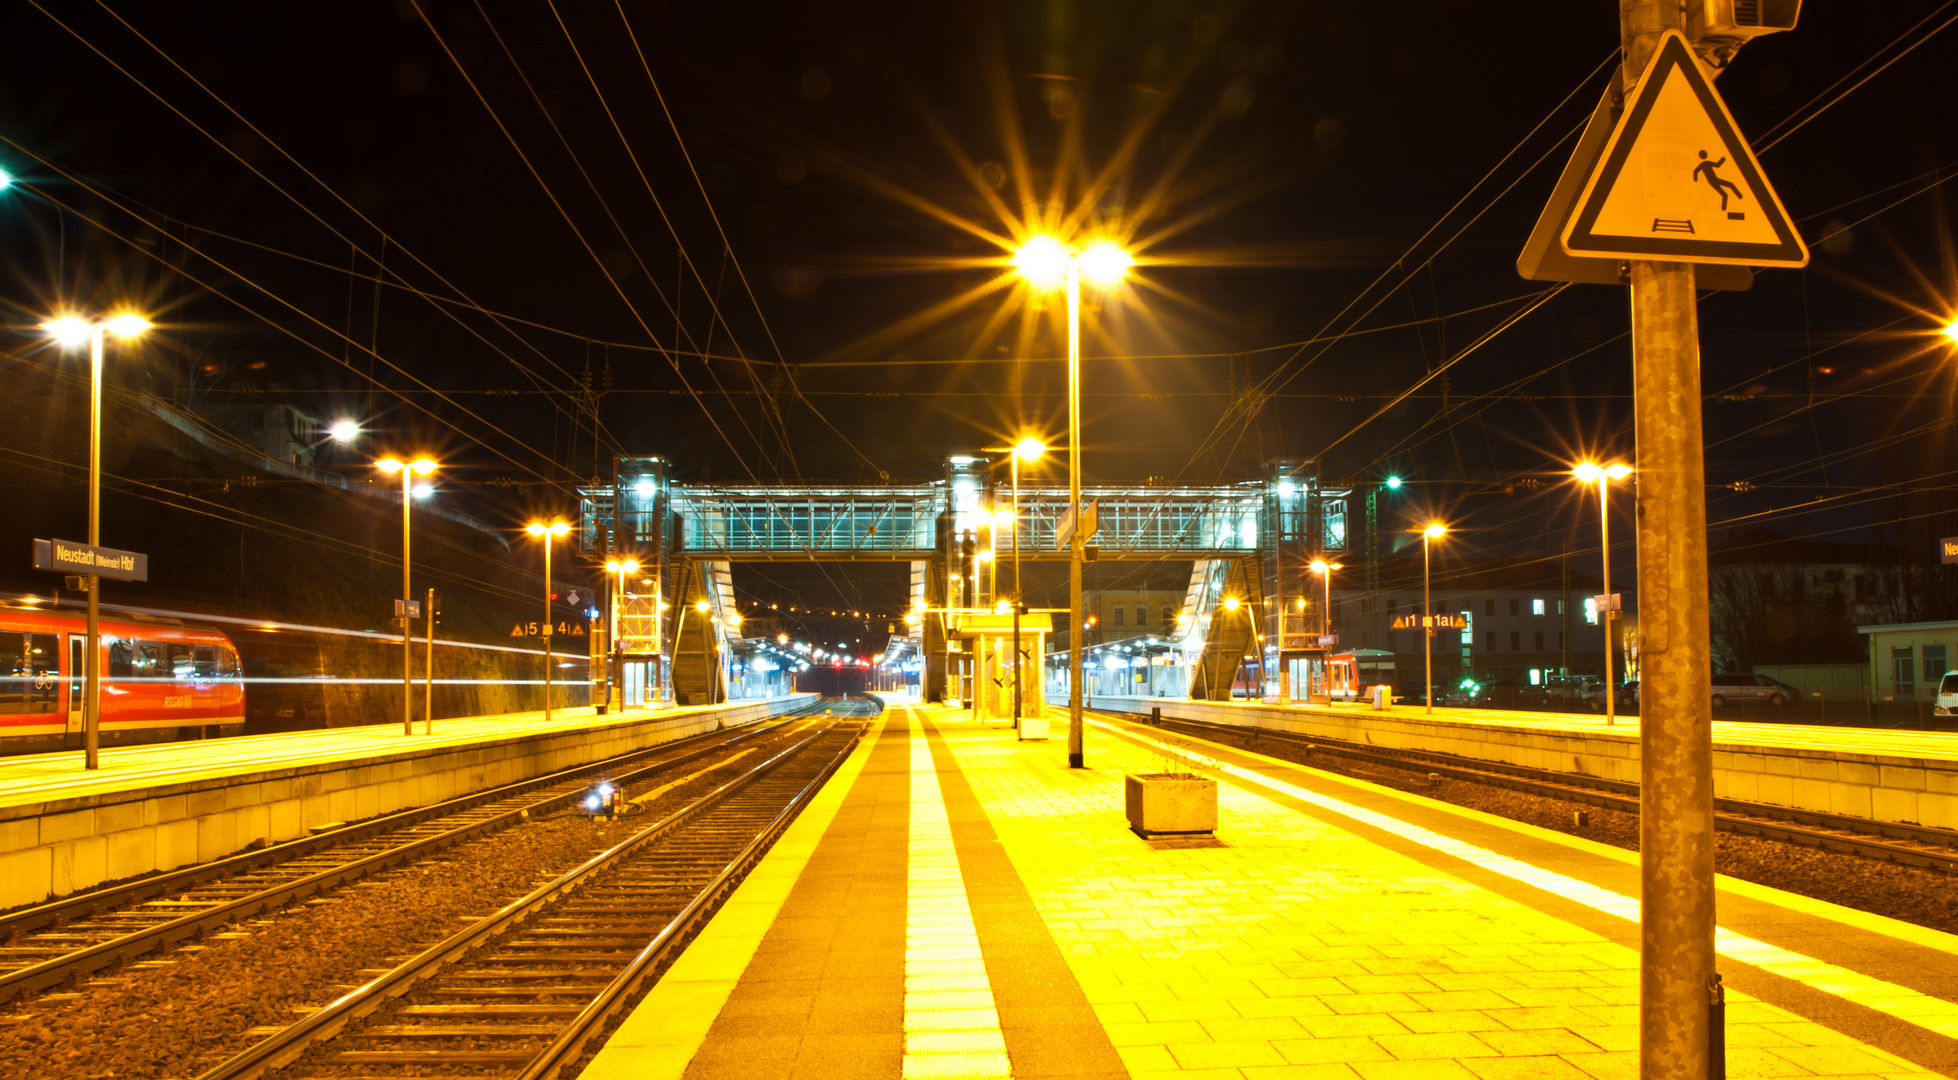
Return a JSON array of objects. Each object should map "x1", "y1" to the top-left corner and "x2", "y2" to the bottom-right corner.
[{"x1": 33, "y1": 539, "x2": 149, "y2": 582}]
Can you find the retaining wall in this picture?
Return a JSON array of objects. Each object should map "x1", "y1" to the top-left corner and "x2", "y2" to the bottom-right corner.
[
  {"x1": 0, "y1": 696, "x2": 812, "y2": 909},
  {"x1": 1075, "y1": 695, "x2": 1958, "y2": 832}
]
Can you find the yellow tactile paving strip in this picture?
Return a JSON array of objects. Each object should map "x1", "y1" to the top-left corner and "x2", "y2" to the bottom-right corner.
[
  {"x1": 0, "y1": 698, "x2": 803, "y2": 809},
  {"x1": 903, "y1": 726, "x2": 1011, "y2": 1079},
  {"x1": 929, "y1": 705, "x2": 1942, "y2": 1079}
]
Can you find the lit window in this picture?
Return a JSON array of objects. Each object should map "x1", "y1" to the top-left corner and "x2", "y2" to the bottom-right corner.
[
  {"x1": 1529, "y1": 669, "x2": 1542, "y2": 686},
  {"x1": 1532, "y1": 599, "x2": 1546, "y2": 616}
]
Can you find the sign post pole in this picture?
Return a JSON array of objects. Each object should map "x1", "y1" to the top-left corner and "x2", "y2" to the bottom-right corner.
[
  {"x1": 1617, "y1": 5, "x2": 1715, "y2": 1076},
  {"x1": 84, "y1": 327, "x2": 103, "y2": 771}
]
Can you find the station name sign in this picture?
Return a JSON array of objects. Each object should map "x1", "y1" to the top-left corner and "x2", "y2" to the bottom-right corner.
[
  {"x1": 33, "y1": 538, "x2": 149, "y2": 582},
  {"x1": 1391, "y1": 614, "x2": 1466, "y2": 630}
]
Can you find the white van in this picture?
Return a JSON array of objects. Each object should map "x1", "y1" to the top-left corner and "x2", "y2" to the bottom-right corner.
[{"x1": 1937, "y1": 672, "x2": 1958, "y2": 717}]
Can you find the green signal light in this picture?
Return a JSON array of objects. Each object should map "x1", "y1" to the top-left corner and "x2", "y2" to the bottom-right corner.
[{"x1": 1384, "y1": 475, "x2": 1402, "y2": 490}]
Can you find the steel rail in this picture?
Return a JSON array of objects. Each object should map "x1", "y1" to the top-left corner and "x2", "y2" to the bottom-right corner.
[
  {"x1": 1106, "y1": 708, "x2": 1958, "y2": 873},
  {"x1": 0, "y1": 703, "x2": 823, "y2": 1002},
  {"x1": 191, "y1": 714, "x2": 864, "y2": 1080}
]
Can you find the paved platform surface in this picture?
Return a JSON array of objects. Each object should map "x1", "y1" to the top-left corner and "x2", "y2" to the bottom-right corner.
[
  {"x1": 588, "y1": 703, "x2": 1958, "y2": 1080},
  {"x1": 1131, "y1": 695, "x2": 1958, "y2": 763},
  {"x1": 0, "y1": 699, "x2": 791, "y2": 810}
]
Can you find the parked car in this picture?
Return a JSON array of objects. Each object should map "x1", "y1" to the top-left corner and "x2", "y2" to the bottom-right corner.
[
  {"x1": 1584, "y1": 679, "x2": 1638, "y2": 712},
  {"x1": 1711, "y1": 672, "x2": 1799, "y2": 707},
  {"x1": 1935, "y1": 672, "x2": 1958, "y2": 718},
  {"x1": 1466, "y1": 679, "x2": 1519, "y2": 709},
  {"x1": 1543, "y1": 675, "x2": 1595, "y2": 710}
]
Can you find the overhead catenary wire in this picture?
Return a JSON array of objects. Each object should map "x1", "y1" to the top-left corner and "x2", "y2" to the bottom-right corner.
[{"x1": 42, "y1": 0, "x2": 629, "y2": 475}]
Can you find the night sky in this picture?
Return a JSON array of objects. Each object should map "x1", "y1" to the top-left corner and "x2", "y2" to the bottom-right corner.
[{"x1": 5, "y1": 1, "x2": 1957, "y2": 620}]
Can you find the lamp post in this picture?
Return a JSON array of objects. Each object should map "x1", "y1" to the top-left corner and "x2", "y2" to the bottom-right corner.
[
  {"x1": 378, "y1": 457, "x2": 437, "y2": 735},
  {"x1": 1421, "y1": 523, "x2": 1447, "y2": 715},
  {"x1": 1308, "y1": 559, "x2": 1342, "y2": 701},
  {"x1": 1009, "y1": 437, "x2": 1045, "y2": 724},
  {"x1": 604, "y1": 557, "x2": 639, "y2": 713},
  {"x1": 524, "y1": 519, "x2": 572, "y2": 722},
  {"x1": 1012, "y1": 236, "x2": 1130, "y2": 767},
  {"x1": 41, "y1": 313, "x2": 150, "y2": 770},
  {"x1": 1575, "y1": 462, "x2": 1632, "y2": 726}
]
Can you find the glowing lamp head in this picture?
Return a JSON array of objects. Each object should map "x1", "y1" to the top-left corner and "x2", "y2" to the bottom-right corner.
[
  {"x1": 1013, "y1": 436, "x2": 1047, "y2": 463},
  {"x1": 1605, "y1": 463, "x2": 1632, "y2": 480},
  {"x1": 1424, "y1": 523, "x2": 1448, "y2": 540},
  {"x1": 1384, "y1": 475, "x2": 1402, "y2": 490},
  {"x1": 0, "y1": 167, "x2": 11, "y2": 190},
  {"x1": 525, "y1": 519, "x2": 571, "y2": 538},
  {"x1": 409, "y1": 458, "x2": 437, "y2": 476},
  {"x1": 1944, "y1": 318, "x2": 1958, "y2": 343},
  {"x1": 105, "y1": 313, "x2": 151, "y2": 339},
  {"x1": 1308, "y1": 559, "x2": 1329, "y2": 574},
  {"x1": 1573, "y1": 462, "x2": 1602, "y2": 483},
  {"x1": 1012, "y1": 235, "x2": 1070, "y2": 288},
  {"x1": 694, "y1": 600, "x2": 711, "y2": 613},
  {"x1": 376, "y1": 457, "x2": 404, "y2": 474},
  {"x1": 725, "y1": 614, "x2": 742, "y2": 627},
  {"x1": 1078, "y1": 240, "x2": 1133, "y2": 286},
  {"x1": 1222, "y1": 596, "x2": 1241, "y2": 612},
  {"x1": 328, "y1": 419, "x2": 360, "y2": 442},
  {"x1": 41, "y1": 317, "x2": 92, "y2": 349},
  {"x1": 410, "y1": 483, "x2": 433, "y2": 500}
]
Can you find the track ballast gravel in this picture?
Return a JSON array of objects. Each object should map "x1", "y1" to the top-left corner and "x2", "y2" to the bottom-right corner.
[{"x1": 0, "y1": 744, "x2": 775, "y2": 1080}]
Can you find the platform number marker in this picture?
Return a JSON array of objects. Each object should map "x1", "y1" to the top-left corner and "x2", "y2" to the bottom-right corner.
[{"x1": 1561, "y1": 30, "x2": 1806, "y2": 268}]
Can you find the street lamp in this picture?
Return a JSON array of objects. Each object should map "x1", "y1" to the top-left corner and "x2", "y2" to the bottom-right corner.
[
  {"x1": 1574, "y1": 461, "x2": 1632, "y2": 725},
  {"x1": 42, "y1": 312, "x2": 150, "y2": 769},
  {"x1": 1009, "y1": 436, "x2": 1045, "y2": 726},
  {"x1": 1421, "y1": 522, "x2": 1448, "y2": 715},
  {"x1": 1308, "y1": 559, "x2": 1342, "y2": 701},
  {"x1": 603, "y1": 557, "x2": 640, "y2": 713},
  {"x1": 1012, "y1": 236, "x2": 1131, "y2": 767},
  {"x1": 378, "y1": 457, "x2": 438, "y2": 735},
  {"x1": 524, "y1": 518, "x2": 572, "y2": 723}
]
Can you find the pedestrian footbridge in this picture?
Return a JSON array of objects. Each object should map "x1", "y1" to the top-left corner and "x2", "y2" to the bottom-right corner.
[{"x1": 577, "y1": 456, "x2": 1348, "y2": 707}]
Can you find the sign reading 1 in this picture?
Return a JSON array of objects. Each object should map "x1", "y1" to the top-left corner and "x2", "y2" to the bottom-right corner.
[{"x1": 510, "y1": 621, "x2": 589, "y2": 639}]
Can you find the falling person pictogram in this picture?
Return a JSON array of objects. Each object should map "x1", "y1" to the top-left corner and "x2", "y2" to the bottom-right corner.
[{"x1": 1693, "y1": 150, "x2": 1745, "y2": 219}]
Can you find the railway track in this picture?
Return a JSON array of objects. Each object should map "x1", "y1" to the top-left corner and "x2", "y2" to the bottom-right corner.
[
  {"x1": 196, "y1": 702, "x2": 873, "y2": 1080},
  {"x1": 1103, "y1": 707, "x2": 1958, "y2": 874},
  {"x1": 0, "y1": 699, "x2": 835, "y2": 1003}
]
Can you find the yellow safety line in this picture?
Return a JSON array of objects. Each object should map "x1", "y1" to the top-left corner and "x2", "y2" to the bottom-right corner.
[{"x1": 902, "y1": 709, "x2": 1011, "y2": 1079}]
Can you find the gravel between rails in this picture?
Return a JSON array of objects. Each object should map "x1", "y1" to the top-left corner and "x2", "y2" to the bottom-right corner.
[
  {"x1": 0, "y1": 743, "x2": 787, "y2": 1080},
  {"x1": 1168, "y1": 726, "x2": 1958, "y2": 936}
]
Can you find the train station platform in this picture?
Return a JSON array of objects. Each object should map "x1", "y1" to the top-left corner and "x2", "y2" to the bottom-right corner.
[
  {"x1": 1079, "y1": 695, "x2": 1958, "y2": 835},
  {"x1": 586, "y1": 702, "x2": 1958, "y2": 1080},
  {"x1": 0, "y1": 695, "x2": 813, "y2": 910}
]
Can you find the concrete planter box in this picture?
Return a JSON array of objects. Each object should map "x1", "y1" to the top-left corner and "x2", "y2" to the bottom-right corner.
[{"x1": 1125, "y1": 774, "x2": 1217, "y2": 837}]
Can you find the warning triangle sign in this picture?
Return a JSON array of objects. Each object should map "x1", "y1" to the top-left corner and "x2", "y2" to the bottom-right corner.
[{"x1": 1561, "y1": 30, "x2": 1806, "y2": 268}]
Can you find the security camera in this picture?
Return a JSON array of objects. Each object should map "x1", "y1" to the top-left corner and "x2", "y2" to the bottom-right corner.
[{"x1": 1688, "y1": 0, "x2": 1800, "y2": 70}]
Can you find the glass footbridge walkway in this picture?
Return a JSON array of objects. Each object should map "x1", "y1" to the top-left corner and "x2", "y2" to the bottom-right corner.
[{"x1": 577, "y1": 456, "x2": 1348, "y2": 706}]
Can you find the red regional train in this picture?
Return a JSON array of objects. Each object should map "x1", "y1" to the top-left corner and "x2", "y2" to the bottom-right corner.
[{"x1": 0, "y1": 602, "x2": 244, "y2": 752}]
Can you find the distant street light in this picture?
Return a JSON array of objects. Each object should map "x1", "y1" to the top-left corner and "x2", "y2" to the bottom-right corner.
[
  {"x1": 1574, "y1": 461, "x2": 1633, "y2": 726},
  {"x1": 524, "y1": 518, "x2": 572, "y2": 723},
  {"x1": 328, "y1": 419, "x2": 361, "y2": 443},
  {"x1": 1011, "y1": 236, "x2": 1131, "y2": 767},
  {"x1": 603, "y1": 557, "x2": 640, "y2": 713},
  {"x1": 1943, "y1": 318, "x2": 1958, "y2": 343},
  {"x1": 43, "y1": 311, "x2": 151, "y2": 769},
  {"x1": 0, "y1": 167, "x2": 12, "y2": 190},
  {"x1": 1422, "y1": 522, "x2": 1448, "y2": 715},
  {"x1": 378, "y1": 457, "x2": 437, "y2": 735},
  {"x1": 1308, "y1": 559, "x2": 1343, "y2": 699}
]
